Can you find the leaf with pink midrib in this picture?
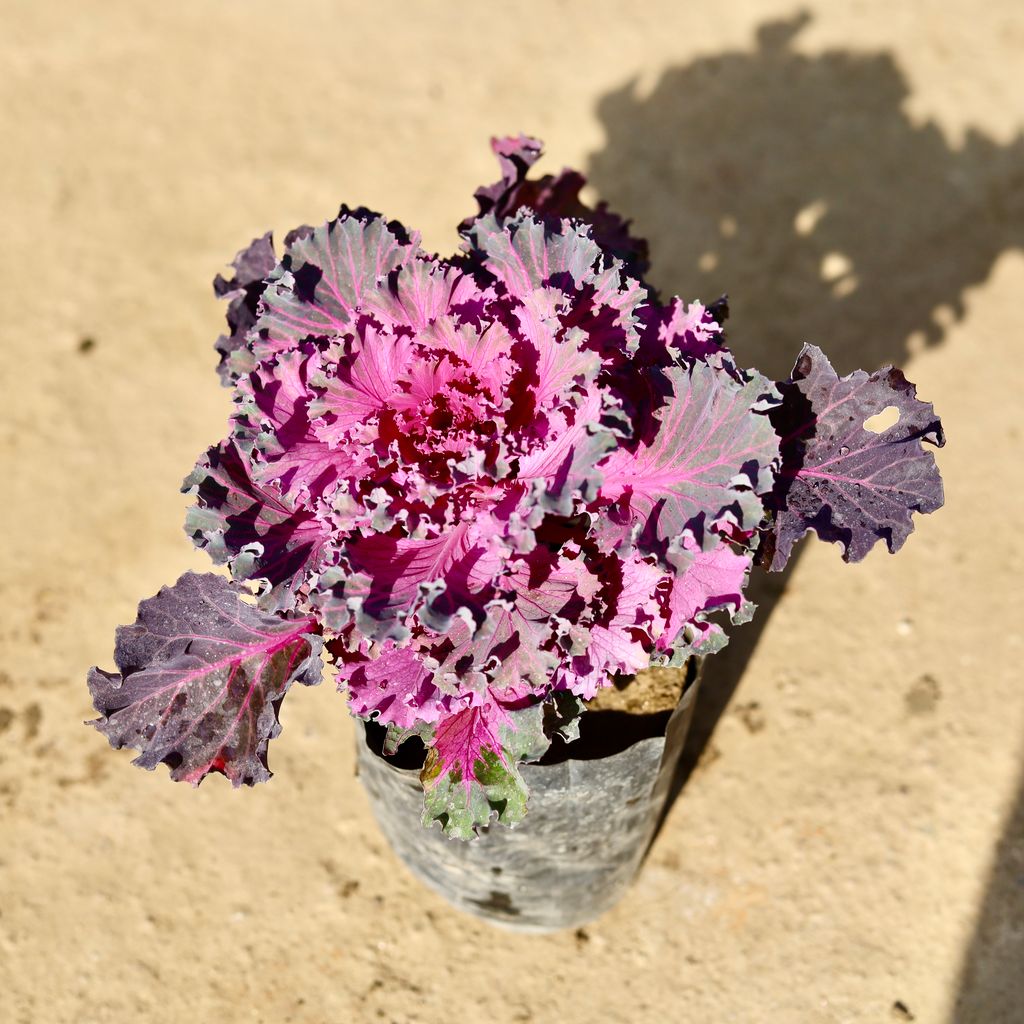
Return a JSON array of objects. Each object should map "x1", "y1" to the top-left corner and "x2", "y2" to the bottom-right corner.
[
  {"x1": 236, "y1": 348, "x2": 363, "y2": 501},
  {"x1": 87, "y1": 572, "x2": 321, "y2": 786},
  {"x1": 360, "y1": 259, "x2": 480, "y2": 330},
  {"x1": 516, "y1": 389, "x2": 619, "y2": 514},
  {"x1": 420, "y1": 694, "x2": 548, "y2": 839},
  {"x1": 256, "y1": 209, "x2": 419, "y2": 354},
  {"x1": 597, "y1": 362, "x2": 780, "y2": 554},
  {"x1": 309, "y1": 325, "x2": 414, "y2": 443},
  {"x1": 435, "y1": 551, "x2": 599, "y2": 694},
  {"x1": 312, "y1": 523, "x2": 499, "y2": 635}
]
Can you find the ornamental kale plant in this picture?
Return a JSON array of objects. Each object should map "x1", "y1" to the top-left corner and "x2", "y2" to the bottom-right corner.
[{"x1": 88, "y1": 136, "x2": 945, "y2": 839}]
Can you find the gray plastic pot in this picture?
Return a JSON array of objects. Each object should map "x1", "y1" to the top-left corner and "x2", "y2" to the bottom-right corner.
[{"x1": 356, "y1": 663, "x2": 701, "y2": 933}]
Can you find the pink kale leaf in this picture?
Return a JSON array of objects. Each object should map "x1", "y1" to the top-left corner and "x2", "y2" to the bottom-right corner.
[
  {"x1": 596, "y1": 362, "x2": 781, "y2": 556},
  {"x1": 659, "y1": 536, "x2": 752, "y2": 658},
  {"x1": 342, "y1": 641, "x2": 447, "y2": 730}
]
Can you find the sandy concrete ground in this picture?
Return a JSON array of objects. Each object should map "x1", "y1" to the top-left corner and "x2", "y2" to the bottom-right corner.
[{"x1": 2, "y1": 2, "x2": 1022, "y2": 1021}]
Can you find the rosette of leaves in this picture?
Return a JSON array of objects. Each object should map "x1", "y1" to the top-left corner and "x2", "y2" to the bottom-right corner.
[{"x1": 88, "y1": 136, "x2": 945, "y2": 839}]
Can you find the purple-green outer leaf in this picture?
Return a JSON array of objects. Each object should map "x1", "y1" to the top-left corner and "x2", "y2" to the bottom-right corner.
[
  {"x1": 420, "y1": 696, "x2": 549, "y2": 839},
  {"x1": 88, "y1": 572, "x2": 322, "y2": 786}
]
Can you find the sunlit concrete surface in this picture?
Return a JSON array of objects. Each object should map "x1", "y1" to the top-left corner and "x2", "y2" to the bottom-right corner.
[{"x1": 1, "y1": 2, "x2": 1021, "y2": 1021}]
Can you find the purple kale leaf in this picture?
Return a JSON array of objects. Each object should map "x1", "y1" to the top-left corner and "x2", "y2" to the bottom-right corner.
[
  {"x1": 213, "y1": 232, "x2": 277, "y2": 386},
  {"x1": 762, "y1": 344, "x2": 945, "y2": 570},
  {"x1": 460, "y1": 134, "x2": 649, "y2": 275},
  {"x1": 183, "y1": 441, "x2": 332, "y2": 613},
  {"x1": 87, "y1": 572, "x2": 322, "y2": 786}
]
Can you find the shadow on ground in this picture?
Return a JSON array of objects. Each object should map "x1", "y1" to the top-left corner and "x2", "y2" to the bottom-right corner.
[
  {"x1": 589, "y1": 12, "x2": 1023, "y2": 380},
  {"x1": 950, "y1": 768, "x2": 1024, "y2": 1023},
  {"x1": 586, "y1": 14, "x2": 1024, "y2": 1011}
]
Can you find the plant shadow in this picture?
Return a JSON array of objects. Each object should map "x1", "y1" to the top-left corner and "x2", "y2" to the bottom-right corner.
[
  {"x1": 585, "y1": 14, "x2": 1023, "y2": 888},
  {"x1": 588, "y1": 12, "x2": 1023, "y2": 380}
]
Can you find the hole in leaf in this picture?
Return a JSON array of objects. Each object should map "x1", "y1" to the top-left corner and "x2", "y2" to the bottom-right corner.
[{"x1": 864, "y1": 405, "x2": 899, "y2": 433}]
